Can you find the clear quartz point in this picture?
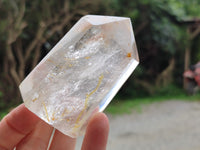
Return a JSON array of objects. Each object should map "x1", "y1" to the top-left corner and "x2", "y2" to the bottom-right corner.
[{"x1": 19, "y1": 15, "x2": 139, "y2": 138}]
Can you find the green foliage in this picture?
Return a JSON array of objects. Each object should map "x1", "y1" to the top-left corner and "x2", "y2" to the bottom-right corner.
[
  {"x1": 0, "y1": 91, "x2": 3, "y2": 98},
  {"x1": 0, "y1": 111, "x2": 8, "y2": 120},
  {"x1": 162, "y1": 0, "x2": 200, "y2": 19},
  {"x1": 151, "y1": 17, "x2": 182, "y2": 54},
  {"x1": 155, "y1": 84, "x2": 184, "y2": 97},
  {"x1": 107, "y1": 92, "x2": 200, "y2": 115},
  {"x1": 0, "y1": 91, "x2": 8, "y2": 120},
  {"x1": 0, "y1": 91, "x2": 4, "y2": 108},
  {"x1": 192, "y1": 36, "x2": 200, "y2": 64}
]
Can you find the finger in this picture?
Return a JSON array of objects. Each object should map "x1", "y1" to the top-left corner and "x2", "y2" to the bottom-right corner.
[
  {"x1": 0, "y1": 104, "x2": 40, "y2": 150},
  {"x1": 16, "y1": 120, "x2": 53, "y2": 150},
  {"x1": 81, "y1": 112, "x2": 109, "y2": 150},
  {"x1": 49, "y1": 129, "x2": 76, "y2": 150}
]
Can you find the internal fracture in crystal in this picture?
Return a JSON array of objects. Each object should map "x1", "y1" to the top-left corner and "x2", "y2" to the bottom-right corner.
[{"x1": 19, "y1": 15, "x2": 139, "y2": 138}]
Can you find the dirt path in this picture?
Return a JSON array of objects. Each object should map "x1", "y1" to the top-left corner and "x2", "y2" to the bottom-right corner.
[{"x1": 75, "y1": 100, "x2": 200, "y2": 150}]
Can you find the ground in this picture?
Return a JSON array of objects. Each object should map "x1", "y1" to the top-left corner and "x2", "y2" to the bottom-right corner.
[{"x1": 75, "y1": 100, "x2": 200, "y2": 150}]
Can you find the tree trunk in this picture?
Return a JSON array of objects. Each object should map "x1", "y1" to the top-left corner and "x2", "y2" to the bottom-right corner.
[
  {"x1": 156, "y1": 57, "x2": 175, "y2": 88},
  {"x1": 184, "y1": 47, "x2": 191, "y2": 71},
  {"x1": 183, "y1": 28, "x2": 191, "y2": 89}
]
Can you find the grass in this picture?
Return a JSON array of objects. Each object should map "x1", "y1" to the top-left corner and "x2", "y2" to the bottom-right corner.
[
  {"x1": 0, "y1": 109, "x2": 9, "y2": 120},
  {"x1": 105, "y1": 93, "x2": 200, "y2": 115},
  {"x1": 0, "y1": 104, "x2": 19, "y2": 120}
]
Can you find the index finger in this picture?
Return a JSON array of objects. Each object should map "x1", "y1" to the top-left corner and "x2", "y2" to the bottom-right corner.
[{"x1": 0, "y1": 104, "x2": 40, "y2": 150}]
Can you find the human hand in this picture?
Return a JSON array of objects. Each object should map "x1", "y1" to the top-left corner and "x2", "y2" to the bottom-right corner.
[{"x1": 0, "y1": 104, "x2": 109, "y2": 150}]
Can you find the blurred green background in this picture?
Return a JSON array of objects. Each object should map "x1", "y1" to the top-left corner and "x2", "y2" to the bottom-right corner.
[{"x1": 0, "y1": 0, "x2": 200, "y2": 117}]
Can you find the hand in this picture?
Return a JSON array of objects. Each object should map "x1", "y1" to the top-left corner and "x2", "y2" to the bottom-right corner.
[{"x1": 0, "y1": 104, "x2": 109, "y2": 150}]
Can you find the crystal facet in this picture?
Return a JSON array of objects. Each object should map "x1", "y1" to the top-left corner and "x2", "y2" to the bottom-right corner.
[{"x1": 19, "y1": 15, "x2": 139, "y2": 138}]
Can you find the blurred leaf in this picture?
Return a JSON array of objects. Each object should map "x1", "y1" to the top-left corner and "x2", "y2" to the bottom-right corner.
[
  {"x1": 0, "y1": 21, "x2": 7, "y2": 34},
  {"x1": 0, "y1": 91, "x2": 3, "y2": 98}
]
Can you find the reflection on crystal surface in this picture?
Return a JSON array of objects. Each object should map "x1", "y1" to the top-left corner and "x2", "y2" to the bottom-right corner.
[{"x1": 19, "y1": 15, "x2": 139, "y2": 138}]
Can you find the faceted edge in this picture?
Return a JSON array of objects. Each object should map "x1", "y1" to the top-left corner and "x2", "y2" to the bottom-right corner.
[{"x1": 83, "y1": 15, "x2": 130, "y2": 26}]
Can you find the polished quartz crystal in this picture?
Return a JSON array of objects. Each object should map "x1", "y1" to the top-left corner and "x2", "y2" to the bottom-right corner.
[{"x1": 19, "y1": 15, "x2": 139, "y2": 138}]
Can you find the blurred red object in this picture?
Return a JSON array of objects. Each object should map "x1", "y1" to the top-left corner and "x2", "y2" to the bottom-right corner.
[{"x1": 183, "y1": 62, "x2": 200, "y2": 94}]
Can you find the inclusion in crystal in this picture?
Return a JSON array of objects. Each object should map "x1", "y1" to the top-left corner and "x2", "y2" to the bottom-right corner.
[{"x1": 19, "y1": 15, "x2": 139, "y2": 138}]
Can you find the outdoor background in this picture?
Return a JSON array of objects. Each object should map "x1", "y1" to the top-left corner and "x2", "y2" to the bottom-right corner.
[{"x1": 0, "y1": 0, "x2": 200, "y2": 149}]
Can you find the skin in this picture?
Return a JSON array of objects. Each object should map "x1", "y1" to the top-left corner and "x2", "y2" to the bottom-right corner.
[{"x1": 0, "y1": 104, "x2": 109, "y2": 150}]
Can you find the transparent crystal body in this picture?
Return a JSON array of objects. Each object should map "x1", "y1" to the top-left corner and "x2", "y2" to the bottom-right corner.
[{"x1": 19, "y1": 15, "x2": 139, "y2": 138}]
